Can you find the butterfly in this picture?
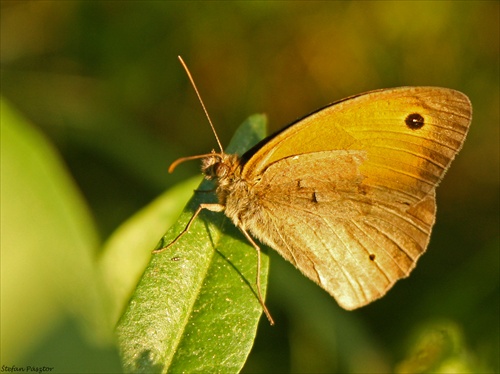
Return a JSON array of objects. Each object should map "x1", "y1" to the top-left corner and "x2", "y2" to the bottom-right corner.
[{"x1": 155, "y1": 57, "x2": 472, "y2": 325}]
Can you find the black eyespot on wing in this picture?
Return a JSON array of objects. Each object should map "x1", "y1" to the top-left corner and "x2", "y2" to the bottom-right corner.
[
  {"x1": 405, "y1": 113, "x2": 425, "y2": 130},
  {"x1": 369, "y1": 254, "x2": 376, "y2": 261}
]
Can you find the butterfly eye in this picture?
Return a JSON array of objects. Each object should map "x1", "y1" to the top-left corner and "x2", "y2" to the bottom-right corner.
[
  {"x1": 202, "y1": 155, "x2": 221, "y2": 178},
  {"x1": 214, "y1": 162, "x2": 230, "y2": 178}
]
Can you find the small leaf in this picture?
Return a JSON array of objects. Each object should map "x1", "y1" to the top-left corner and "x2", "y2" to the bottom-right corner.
[{"x1": 116, "y1": 114, "x2": 270, "y2": 373}]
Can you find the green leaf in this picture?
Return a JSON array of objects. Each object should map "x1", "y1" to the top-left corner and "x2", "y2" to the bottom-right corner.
[
  {"x1": 116, "y1": 114, "x2": 270, "y2": 373},
  {"x1": 99, "y1": 175, "x2": 202, "y2": 326},
  {"x1": 0, "y1": 98, "x2": 118, "y2": 369}
]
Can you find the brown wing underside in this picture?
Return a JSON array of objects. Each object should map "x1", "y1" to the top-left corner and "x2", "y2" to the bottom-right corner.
[{"x1": 245, "y1": 151, "x2": 436, "y2": 309}]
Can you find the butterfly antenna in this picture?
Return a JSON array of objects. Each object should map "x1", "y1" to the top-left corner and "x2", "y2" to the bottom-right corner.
[{"x1": 178, "y1": 56, "x2": 224, "y2": 153}]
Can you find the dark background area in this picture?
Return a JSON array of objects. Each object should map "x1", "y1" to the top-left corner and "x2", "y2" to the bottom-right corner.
[{"x1": 2, "y1": 1, "x2": 498, "y2": 372}]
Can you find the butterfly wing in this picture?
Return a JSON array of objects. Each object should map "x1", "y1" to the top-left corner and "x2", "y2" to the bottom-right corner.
[
  {"x1": 244, "y1": 150, "x2": 435, "y2": 309},
  {"x1": 238, "y1": 87, "x2": 471, "y2": 309},
  {"x1": 242, "y1": 87, "x2": 471, "y2": 199}
]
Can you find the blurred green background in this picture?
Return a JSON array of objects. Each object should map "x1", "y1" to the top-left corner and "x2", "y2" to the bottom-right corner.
[{"x1": 1, "y1": 1, "x2": 498, "y2": 373}]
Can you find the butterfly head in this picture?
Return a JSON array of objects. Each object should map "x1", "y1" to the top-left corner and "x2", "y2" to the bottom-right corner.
[{"x1": 202, "y1": 151, "x2": 241, "y2": 182}]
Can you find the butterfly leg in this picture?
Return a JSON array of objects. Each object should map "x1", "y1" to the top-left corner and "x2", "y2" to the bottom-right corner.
[
  {"x1": 239, "y1": 228, "x2": 275, "y2": 326},
  {"x1": 152, "y1": 203, "x2": 224, "y2": 253}
]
